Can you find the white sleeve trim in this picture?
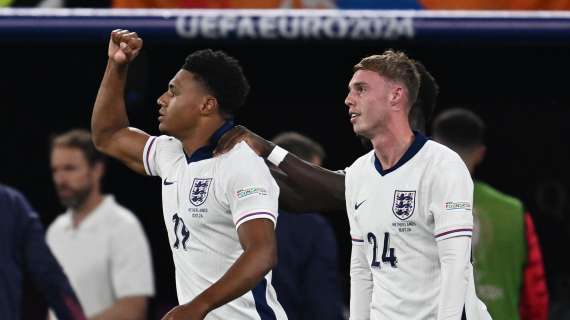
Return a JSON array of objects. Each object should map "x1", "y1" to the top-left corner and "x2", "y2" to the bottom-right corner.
[
  {"x1": 234, "y1": 210, "x2": 277, "y2": 230},
  {"x1": 351, "y1": 236, "x2": 365, "y2": 246},
  {"x1": 142, "y1": 136, "x2": 158, "y2": 176}
]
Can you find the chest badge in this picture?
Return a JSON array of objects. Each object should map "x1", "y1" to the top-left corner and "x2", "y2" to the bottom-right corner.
[
  {"x1": 392, "y1": 190, "x2": 416, "y2": 220},
  {"x1": 190, "y1": 178, "x2": 212, "y2": 206}
]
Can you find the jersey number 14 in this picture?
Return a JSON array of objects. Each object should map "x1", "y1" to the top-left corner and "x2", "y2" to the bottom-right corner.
[{"x1": 172, "y1": 213, "x2": 190, "y2": 250}]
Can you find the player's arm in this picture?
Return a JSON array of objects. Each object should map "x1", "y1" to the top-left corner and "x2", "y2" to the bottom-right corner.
[
  {"x1": 91, "y1": 29, "x2": 150, "y2": 175},
  {"x1": 161, "y1": 219, "x2": 277, "y2": 320},
  {"x1": 215, "y1": 126, "x2": 346, "y2": 212},
  {"x1": 89, "y1": 297, "x2": 147, "y2": 320},
  {"x1": 346, "y1": 196, "x2": 372, "y2": 320},
  {"x1": 431, "y1": 161, "x2": 475, "y2": 320},
  {"x1": 350, "y1": 243, "x2": 373, "y2": 320},
  {"x1": 436, "y1": 237, "x2": 471, "y2": 320}
]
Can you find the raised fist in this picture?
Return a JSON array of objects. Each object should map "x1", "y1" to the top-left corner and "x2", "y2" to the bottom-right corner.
[{"x1": 108, "y1": 29, "x2": 143, "y2": 65}]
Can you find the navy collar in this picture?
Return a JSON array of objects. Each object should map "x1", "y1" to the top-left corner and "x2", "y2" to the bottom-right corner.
[
  {"x1": 374, "y1": 131, "x2": 428, "y2": 176},
  {"x1": 184, "y1": 120, "x2": 234, "y2": 164}
]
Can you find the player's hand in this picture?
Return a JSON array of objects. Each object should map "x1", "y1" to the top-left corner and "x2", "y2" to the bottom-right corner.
[
  {"x1": 108, "y1": 29, "x2": 143, "y2": 65},
  {"x1": 214, "y1": 125, "x2": 275, "y2": 158},
  {"x1": 161, "y1": 302, "x2": 206, "y2": 320}
]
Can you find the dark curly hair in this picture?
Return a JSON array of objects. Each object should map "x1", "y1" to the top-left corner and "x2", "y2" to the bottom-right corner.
[
  {"x1": 182, "y1": 49, "x2": 250, "y2": 118},
  {"x1": 409, "y1": 61, "x2": 439, "y2": 134}
]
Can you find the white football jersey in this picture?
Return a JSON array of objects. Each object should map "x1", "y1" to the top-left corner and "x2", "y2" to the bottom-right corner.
[
  {"x1": 345, "y1": 133, "x2": 489, "y2": 320},
  {"x1": 142, "y1": 124, "x2": 287, "y2": 320}
]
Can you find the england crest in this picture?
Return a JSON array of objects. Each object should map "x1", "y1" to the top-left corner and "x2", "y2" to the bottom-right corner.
[
  {"x1": 189, "y1": 178, "x2": 212, "y2": 206},
  {"x1": 392, "y1": 190, "x2": 416, "y2": 220}
]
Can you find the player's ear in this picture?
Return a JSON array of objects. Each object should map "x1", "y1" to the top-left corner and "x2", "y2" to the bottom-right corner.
[
  {"x1": 390, "y1": 85, "x2": 405, "y2": 110},
  {"x1": 200, "y1": 96, "x2": 218, "y2": 115}
]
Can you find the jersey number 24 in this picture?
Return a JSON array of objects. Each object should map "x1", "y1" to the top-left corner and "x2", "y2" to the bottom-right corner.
[{"x1": 367, "y1": 232, "x2": 397, "y2": 268}]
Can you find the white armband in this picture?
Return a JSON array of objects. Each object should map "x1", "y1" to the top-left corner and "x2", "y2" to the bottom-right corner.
[{"x1": 267, "y1": 145, "x2": 288, "y2": 166}]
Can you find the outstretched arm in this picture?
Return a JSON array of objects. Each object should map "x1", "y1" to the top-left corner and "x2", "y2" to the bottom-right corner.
[
  {"x1": 91, "y1": 29, "x2": 150, "y2": 175},
  {"x1": 215, "y1": 126, "x2": 346, "y2": 212}
]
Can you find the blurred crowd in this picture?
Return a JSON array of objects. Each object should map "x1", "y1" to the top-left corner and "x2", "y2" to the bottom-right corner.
[{"x1": 2, "y1": 0, "x2": 570, "y2": 10}]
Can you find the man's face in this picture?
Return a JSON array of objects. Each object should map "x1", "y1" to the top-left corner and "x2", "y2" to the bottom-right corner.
[
  {"x1": 156, "y1": 69, "x2": 212, "y2": 137},
  {"x1": 345, "y1": 70, "x2": 394, "y2": 139},
  {"x1": 51, "y1": 147, "x2": 98, "y2": 209}
]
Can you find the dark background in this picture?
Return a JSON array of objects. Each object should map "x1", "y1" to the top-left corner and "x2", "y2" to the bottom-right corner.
[{"x1": 1, "y1": 37, "x2": 569, "y2": 317}]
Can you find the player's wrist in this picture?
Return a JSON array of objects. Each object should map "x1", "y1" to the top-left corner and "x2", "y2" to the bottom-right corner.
[
  {"x1": 107, "y1": 58, "x2": 129, "y2": 71},
  {"x1": 267, "y1": 145, "x2": 288, "y2": 166},
  {"x1": 183, "y1": 298, "x2": 210, "y2": 319}
]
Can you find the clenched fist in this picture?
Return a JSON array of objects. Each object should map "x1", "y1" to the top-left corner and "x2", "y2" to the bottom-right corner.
[{"x1": 108, "y1": 29, "x2": 143, "y2": 65}]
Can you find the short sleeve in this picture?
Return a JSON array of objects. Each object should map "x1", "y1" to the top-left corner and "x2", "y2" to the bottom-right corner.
[
  {"x1": 142, "y1": 135, "x2": 184, "y2": 178},
  {"x1": 221, "y1": 142, "x2": 279, "y2": 230},
  {"x1": 429, "y1": 160, "x2": 474, "y2": 241},
  {"x1": 110, "y1": 216, "x2": 155, "y2": 298}
]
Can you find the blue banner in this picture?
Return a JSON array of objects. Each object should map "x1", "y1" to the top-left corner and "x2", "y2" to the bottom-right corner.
[{"x1": 1, "y1": 8, "x2": 569, "y2": 42}]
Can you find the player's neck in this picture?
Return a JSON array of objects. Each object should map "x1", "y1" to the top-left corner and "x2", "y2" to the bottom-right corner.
[
  {"x1": 180, "y1": 118, "x2": 225, "y2": 157},
  {"x1": 71, "y1": 191, "x2": 104, "y2": 228},
  {"x1": 370, "y1": 120, "x2": 414, "y2": 170}
]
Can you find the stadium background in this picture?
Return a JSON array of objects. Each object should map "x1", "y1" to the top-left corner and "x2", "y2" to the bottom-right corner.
[{"x1": 1, "y1": 2, "x2": 569, "y2": 319}]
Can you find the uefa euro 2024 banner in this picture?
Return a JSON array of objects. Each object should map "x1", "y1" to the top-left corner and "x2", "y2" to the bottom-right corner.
[{"x1": 1, "y1": 8, "x2": 570, "y2": 43}]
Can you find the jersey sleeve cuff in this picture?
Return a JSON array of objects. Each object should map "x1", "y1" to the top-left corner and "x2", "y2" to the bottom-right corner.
[
  {"x1": 434, "y1": 227, "x2": 473, "y2": 241},
  {"x1": 143, "y1": 136, "x2": 158, "y2": 176},
  {"x1": 234, "y1": 210, "x2": 277, "y2": 230},
  {"x1": 351, "y1": 235, "x2": 365, "y2": 246}
]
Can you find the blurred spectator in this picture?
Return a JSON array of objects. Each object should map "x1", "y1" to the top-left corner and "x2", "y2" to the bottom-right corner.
[
  {"x1": 336, "y1": 0, "x2": 421, "y2": 9},
  {"x1": 420, "y1": 0, "x2": 570, "y2": 10},
  {"x1": 270, "y1": 132, "x2": 345, "y2": 320},
  {"x1": 432, "y1": 108, "x2": 549, "y2": 320},
  {"x1": 112, "y1": 0, "x2": 334, "y2": 9},
  {"x1": 0, "y1": 183, "x2": 86, "y2": 320},
  {"x1": 47, "y1": 129, "x2": 154, "y2": 320},
  {"x1": 4, "y1": 0, "x2": 109, "y2": 7}
]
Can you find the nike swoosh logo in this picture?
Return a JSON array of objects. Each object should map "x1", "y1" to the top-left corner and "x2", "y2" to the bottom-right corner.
[
  {"x1": 163, "y1": 179, "x2": 176, "y2": 185},
  {"x1": 355, "y1": 200, "x2": 367, "y2": 210}
]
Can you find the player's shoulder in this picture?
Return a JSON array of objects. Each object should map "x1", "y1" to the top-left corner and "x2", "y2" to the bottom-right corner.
[
  {"x1": 422, "y1": 140, "x2": 467, "y2": 170},
  {"x1": 225, "y1": 141, "x2": 259, "y2": 158},
  {"x1": 346, "y1": 150, "x2": 375, "y2": 173},
  {"x1": 154, "y1": 135, "x2": 183, "y2": 150},
  {"x1": 218, "y1": 141, "x2": 263, "y2": 167},
  {"x1": 475, "y1": 181, "x2": 524, "y2": 210},
  {"x1": 423, "y1": 140, "x2": 463, "y2": 163}
]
